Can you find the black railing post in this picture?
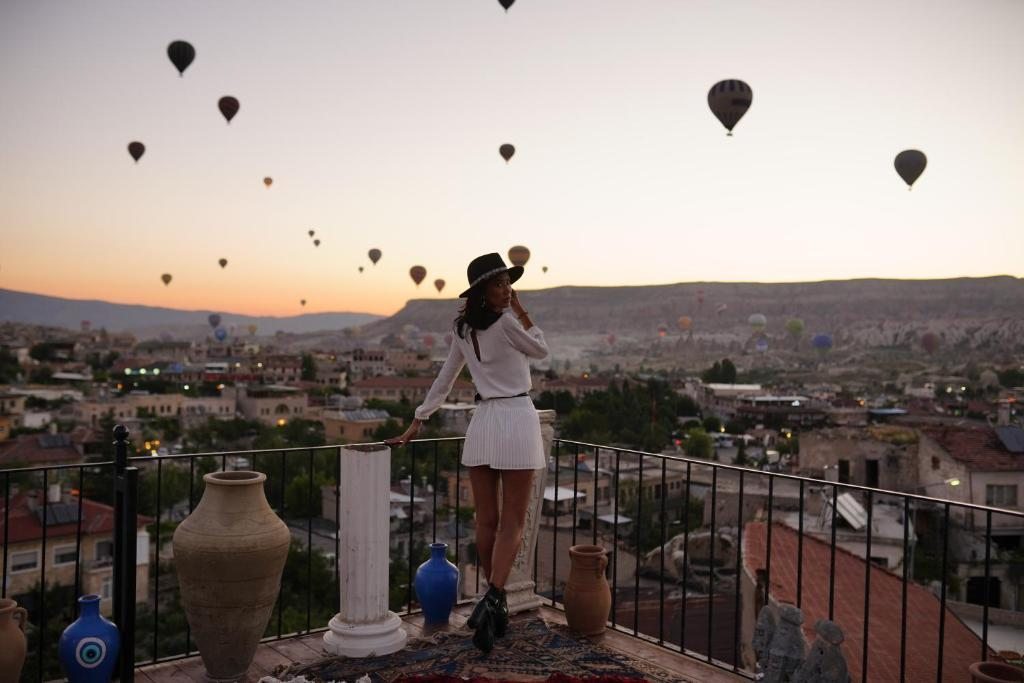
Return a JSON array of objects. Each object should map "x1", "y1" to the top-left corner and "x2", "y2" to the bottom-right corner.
[{"x1": 112, "y1": 425, "x2": 137, "y2": 682}]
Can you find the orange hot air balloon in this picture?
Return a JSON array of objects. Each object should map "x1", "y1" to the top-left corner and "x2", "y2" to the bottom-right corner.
[
  {"x1": 247, "y1": 324, "x2": 258, "y2": 335},
  {"x1": 300, "y1": 299, "x2": 306, "y2": 306},
  {"x1": 161, "y1": 273, "x2": 172, "y2": 286},
  {"x1": 218, "y1": 96, "x2": 239, "y2": 123},
  {"x1": 508, "y1": 245, "x2": 530, "y2": 267},
  {"x1": 368, "y1": 248, "x2": 382, "y2": 265},
  {"x1": 677, "y1": 316, "x2": 692, "y2": 331},
  {"x1": 263, "y1": 177, "x2": 273, "y2": 188},
  {"x1": 434, "y1": 278, "x2": 445, "y2": 293},
  {"x1": 409, "y1": 266, "x2": 427, "y2": 286},
  {"x1": 218, "y1": 258, "x2": 228, "y2": 268},
  {"x1": 499, "y1": 144, "x2": 515, "y2": 162}
]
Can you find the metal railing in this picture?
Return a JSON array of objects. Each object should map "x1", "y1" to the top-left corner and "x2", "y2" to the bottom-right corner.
[{"x1": 4, "y1": 429, "x2": 1024, "y2": 682}]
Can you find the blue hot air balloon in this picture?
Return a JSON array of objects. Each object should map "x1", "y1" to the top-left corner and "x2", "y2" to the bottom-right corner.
[
  {"x1": 755, "y1": 338, "x2": 769, "y2": 353},
  {"x1": 214, "y1": 327, "x2": 227, "y2": 342},
  {"x1": 811, "y1": 333, "x2": 833, "y2": 351}
]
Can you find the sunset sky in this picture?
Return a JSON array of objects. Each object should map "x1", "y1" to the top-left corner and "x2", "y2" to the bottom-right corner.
[{"x1": 2, "y1": 1, "x2": 1022, "y2": 317}]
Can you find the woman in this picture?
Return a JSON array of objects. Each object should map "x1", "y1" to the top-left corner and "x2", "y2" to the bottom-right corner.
[{"x1": 387, "y1": 252, "x2": 549, "y2": 653}]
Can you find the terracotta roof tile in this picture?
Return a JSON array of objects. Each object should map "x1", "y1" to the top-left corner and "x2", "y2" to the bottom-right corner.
[
  {"x1": 1, "y1": 491, "x2": 151, "y2": 544},
  {"x1": 920, "y1": 425, "x2": 1021, "y2": 471},
  {"x1": 744, "y1": 521, "x2": 987, "y2": 682}
]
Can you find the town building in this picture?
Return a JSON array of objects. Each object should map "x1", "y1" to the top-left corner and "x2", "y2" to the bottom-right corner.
[
  {"x1": 0, "y1": 485, "x2": 150, "y2": 615},
  {"x1": 237, "y1": 385, "x2": 307, "y2": 426},
  {"x1": 320, "y1": 409, "x2": 390, "y2": 442},
  {"x1": 349, "y1": 376, "x2": 475, "y2": 405}
]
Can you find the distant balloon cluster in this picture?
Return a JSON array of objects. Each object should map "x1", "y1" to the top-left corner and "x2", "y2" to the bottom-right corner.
[{"x1": 141, "y1": 14, "x2": 929, "y2": 311}]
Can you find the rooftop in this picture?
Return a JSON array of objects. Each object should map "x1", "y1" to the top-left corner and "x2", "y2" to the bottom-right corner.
[
  {"x1": 920, "y1": 424, "x2": 1022, "y2": 471},
  {"x1": 743, "y1": 521, "x2": 986, "y2": 682},
  {"x1": 137, "y1": 603, "x2": 741, "y2": 683}
]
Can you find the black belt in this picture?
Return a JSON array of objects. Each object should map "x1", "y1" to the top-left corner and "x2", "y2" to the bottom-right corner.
[{"x1": 474, "y1": 392, "x2": 528, "y2": 403}]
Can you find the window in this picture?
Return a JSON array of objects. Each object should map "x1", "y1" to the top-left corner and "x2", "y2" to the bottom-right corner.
[
  {"x1": 987, "y1": 485, "x2": 1018, "y2": 508},
  {"x1": 10, "y1": 550, "x2": 39, "y2": 573},
  {"x1": 100, "y1": 576, "x2": 112, "y2": 601},
  {"x1": 931, "y1": 456, "x2": 940, "y2": 470},
  {"x1": 54, "y1": 544, "x2": 78, "y2": 566},
  {"x1": 95, "y1": 539, "x2": 114, "y2": 562}
]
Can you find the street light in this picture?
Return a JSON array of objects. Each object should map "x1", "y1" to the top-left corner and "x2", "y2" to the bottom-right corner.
[{"x1": 908, "y1": 478, "x2": 961, "y2": 581}]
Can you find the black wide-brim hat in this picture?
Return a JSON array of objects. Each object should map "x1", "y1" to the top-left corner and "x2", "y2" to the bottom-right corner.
[{"x1": 459, "y1": 253, "x2": 524, "y2": 298}]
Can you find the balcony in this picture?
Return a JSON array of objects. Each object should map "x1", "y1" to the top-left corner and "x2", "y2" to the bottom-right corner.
[{"x1": 3, "y1": 425, "x2": 1024, "y2": 682}]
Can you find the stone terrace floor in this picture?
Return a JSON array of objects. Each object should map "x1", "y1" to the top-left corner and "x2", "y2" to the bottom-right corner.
[{"x1": 137, "y1": 603, "x2": 744, "y2": 682}]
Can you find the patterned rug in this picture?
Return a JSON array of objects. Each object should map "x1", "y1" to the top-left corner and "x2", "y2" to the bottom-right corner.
[{"x1": 282, "y1": 618, "x2": 691, "y2": 683}]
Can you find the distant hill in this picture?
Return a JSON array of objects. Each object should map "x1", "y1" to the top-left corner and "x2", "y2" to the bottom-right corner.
[
  {"x1": 361, "y1": 276, "x2": 1024, "y2": 355},
  {"x1": 0, "y1": 289, "x2": 381, "y2": 337}
]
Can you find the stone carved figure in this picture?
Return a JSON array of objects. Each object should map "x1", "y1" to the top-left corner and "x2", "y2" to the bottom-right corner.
[
  {"x1": 792, "y1": 619, "x2": 851, "y2": 683},
  {"x1": 752, "y1": 603, "x2": 778, "y2": 674},
  {"x1": 755, "y1": 603, "x2": 806, "y2": 682}
]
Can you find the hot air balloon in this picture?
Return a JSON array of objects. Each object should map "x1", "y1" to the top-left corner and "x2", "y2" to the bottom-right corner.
[
  {"x1": 434, "y1": 279, "x2": 445, "y2": 293},
  {"x1": 218, "y1": 258, "x2": 228, "y2": 269},
  {"x1": 167, "y1": 41, "x2": 195, "y2": 77},
  {"x1": 208, "y1": 314, "x2": 221, "y2": 329},
  {"x1": 498, "y1": 0, "x2": 515, "y2": 10},
  {"x1": 214, "y1": 327, "x2": 227, "y2": 342},
  {"x1": 708, "y1": 80, "x2": 752, "y2": 136},
  {"x1": 755, "y1": 338, "x2": 769, "y2": 353},
  {"x1": 81, "y1": 320, "x2": 91, "y2": 332},
  {"x1": 263, "y1": 177, "x2": 273, "y2": 188},
  {"x1": 894, "y1": 150, "x2": 927, "y2": 190},
  {"x1": 716, "y1": 303, "x2": 728, "y2": 316},
  {"x1": 247, "y1": 324, "x2": 258, "y2": 335},
  {"x1": 423, "y1": 334, "x2": 436, "y2": 349},
  {"x1": 508, "y1": 245, "x2": 530, "y2": 267},
  {"x1": 161, "y1": 273, "x2": 172, "y2": 286},
  {"x1": 128, "y1": 142, "x2": 145, "y2": 163},
  {"x1": 368, "y1": 249, "x2": 382, "y2": 265},
  {"x1": 921, "y1": 332, "x2": 940, "y2": 355},
  {"x1": 657, "y1": 323, "x2": 669, "y2": 338},
  {"x1": 218, "y1": 96, "x2": 239, "y2": 124},
  {"x1": 607, "y1": 333, "x2": 617, "y2": 346},
  {"x1": 697, "y1": 289, "x2": 705, "y2": 308},
  {"x1": 499, "y1": 144, "x2": 515, "y2": 162},
  {"x1": 300, "y1": 299, "x2": 307, "y2": 307},
  {"x1": 313, "y1": 239, "x2": 320, "y2": 247},
  {"x1": 748, "y1": 313, "x2": 767, "y2": 330},
  {"x1": 812, "y1": 333, "x2": 833, "y2": 352},
  {"x1": 542, "y1": 266, "x2": 548, "y2": 273},
  {"x1": 358, "y1": 266, "x2": 364, "y2": 273},
  {"x1": 785, "y1": 318, "x2": 805, "y2": 341},
  {"x1": 677, "y1": 316, "x2": 692, "y2": 331},
  {"x1": 409, "y1": 266, "x2": 427, "y2": 286},
  {"x1": 308, "y1": 230, "x2": 315, "y2": 237}
]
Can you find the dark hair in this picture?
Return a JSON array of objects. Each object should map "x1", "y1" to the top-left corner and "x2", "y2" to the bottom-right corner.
[{"x1": 454, "y1": 281, "x2": 502, "y2": 339}]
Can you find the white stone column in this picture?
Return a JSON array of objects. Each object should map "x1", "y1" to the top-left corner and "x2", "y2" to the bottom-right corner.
[
  {"x1": 323, "y1": 445, "x2": 407, "y2": 657},
  {"x1": 504, "y1": 409, "x2": 555, "y2": 615}
]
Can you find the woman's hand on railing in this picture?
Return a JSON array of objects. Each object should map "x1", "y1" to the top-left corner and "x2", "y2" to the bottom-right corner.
[{"x1": 385, "y1": 418, "x2": 422, "y2": 448}]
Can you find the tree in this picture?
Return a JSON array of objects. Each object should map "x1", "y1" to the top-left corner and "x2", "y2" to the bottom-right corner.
[
  {"x1": 301, "y1": 353, "x2": 317, "y2": 381},
  {"x1": 29, "y1": 366, "x2": 53, "y2": 383},
  {"x1": 683, "y1": 428, "x2": 713, "y2": 460},
  {"x1": 702, "y1": 416, "x2": 722, "y2": 434},
  {"x1": 734, "y1": 440, "x2": 749, "y2": 466},
  {"x1": 0, "y1": 346, "x2": 21, "y2": 382},
  {"x1": 373, "y1": 418, "x2": 404, "y2": 442},
  {"x1": 701, "y1": 358, "x2": 736, "y2": 383}
]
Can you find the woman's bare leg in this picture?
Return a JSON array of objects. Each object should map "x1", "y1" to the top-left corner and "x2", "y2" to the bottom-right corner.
[
  {"x1": 489, "y1": 469, "x2": 536, "y2": 590},
  {"x1": 469, "y1": 465, "x2": 501, "y2": 583}
]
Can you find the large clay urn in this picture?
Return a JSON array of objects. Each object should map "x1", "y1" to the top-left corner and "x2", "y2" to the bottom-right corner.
[
  {"x1": 0, "y1": 598, "x2": 28, "y2": 683},
  {"x1": 173, "y1": 471, "x2": 290, "y2": 681},
  {"x1": 563, "y1": 544, "x2": 611, "y2": 636},
  {"x1": 969, "y1": 661, "x2": 1024, "y2": 682}
]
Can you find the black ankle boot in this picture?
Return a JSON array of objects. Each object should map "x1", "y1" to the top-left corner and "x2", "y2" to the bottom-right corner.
[
  {"x1": 493, "y1": 588, "x2": 509, "y2": 639},
  {"x1": 471, "y1": 603, "x2": 496, "y2": 653},
  {"x1": 468, "y1": 585, "x2": 502, "y2": 630}
]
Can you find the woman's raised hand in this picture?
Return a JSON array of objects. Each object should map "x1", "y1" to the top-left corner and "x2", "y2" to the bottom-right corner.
[
  {"x1": 385, "y1": 418, "x2": 422, "y2": 448},
  {"x1": 510, "y1": 288, "x2": 527, "y2": 317}
]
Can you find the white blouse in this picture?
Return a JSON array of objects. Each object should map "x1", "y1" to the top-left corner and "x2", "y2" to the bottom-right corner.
[{"x1": 414, "y1": 311, "x2": 549, "y2": 421}]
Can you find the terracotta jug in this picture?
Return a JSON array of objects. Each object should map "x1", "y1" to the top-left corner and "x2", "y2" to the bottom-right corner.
[
  {"x1": 969, "y1": 661, "x2": 1024, "y2": 682},
  {"x1": 563, "y1": 544, "x2": 611, "y2": 635},
  {"x1": 0, "y1": 598, "x2": 29, "y2": 683},
  {"x1": 173, "y1": 471, "x2": 291, "y2": 681}
]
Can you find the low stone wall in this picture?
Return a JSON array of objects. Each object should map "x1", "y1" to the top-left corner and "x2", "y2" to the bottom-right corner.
[{"x1": 949, "y1": 599, "x2": 1024, "y2": 628}]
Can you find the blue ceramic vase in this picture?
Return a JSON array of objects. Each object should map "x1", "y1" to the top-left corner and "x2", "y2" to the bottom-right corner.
[
  {"x1": 414, "y1": 542, "x2": 459, "y2": 624},
  {"x1": 59, "y1": 594, "x2": 120, "y2": 683}
]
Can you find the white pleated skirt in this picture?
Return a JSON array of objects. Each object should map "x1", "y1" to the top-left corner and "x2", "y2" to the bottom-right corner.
[{"x1": 461, "y1": 396, "x2": 546, "y2": 470}]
